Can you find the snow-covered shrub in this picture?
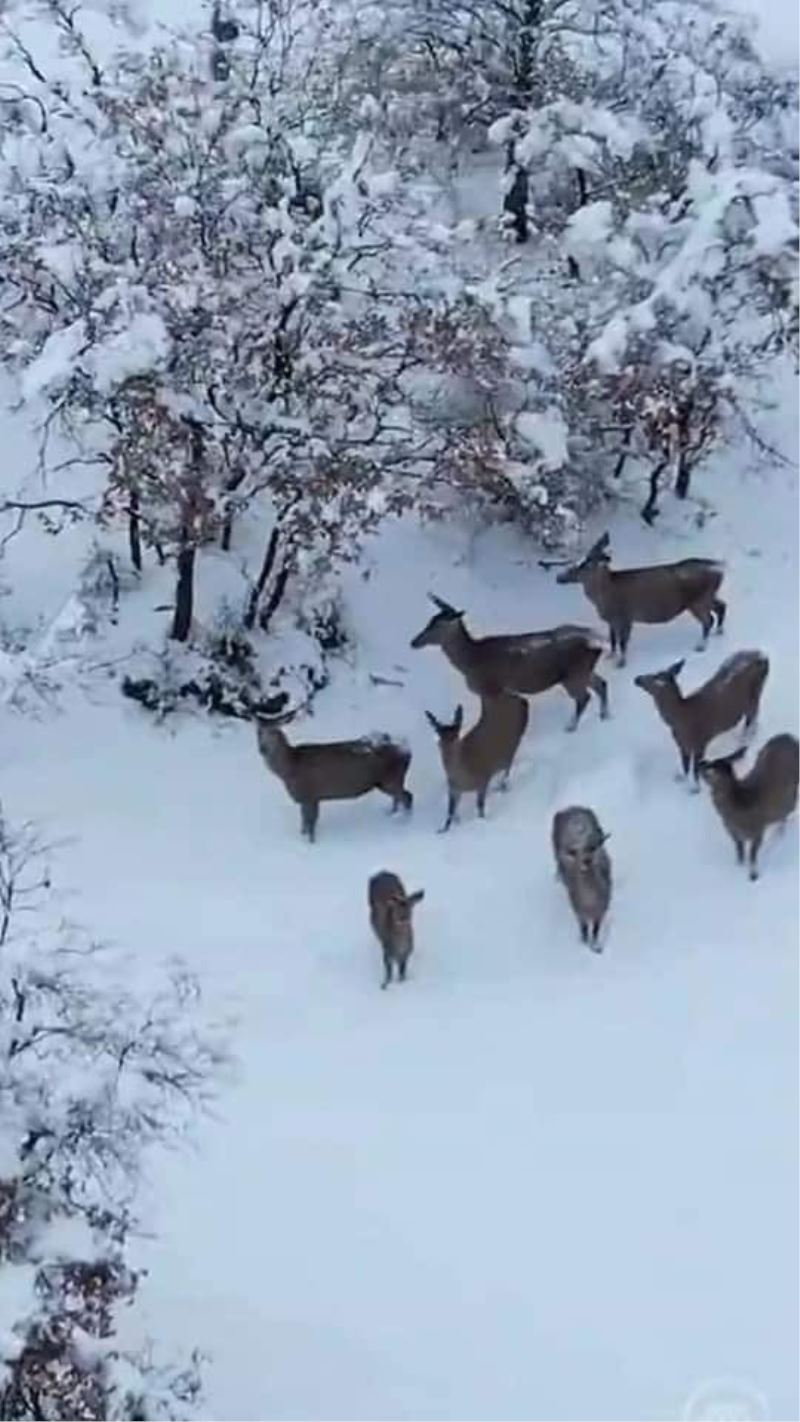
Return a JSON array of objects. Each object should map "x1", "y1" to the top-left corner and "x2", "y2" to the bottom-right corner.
[{"x1": 0, "y1": 808, "x2": 223, "y2": 1418}]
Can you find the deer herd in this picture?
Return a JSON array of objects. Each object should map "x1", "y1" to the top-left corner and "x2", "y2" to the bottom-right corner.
[{"x1": 255, "y1": 532, "x2": 799, "y2": 988}]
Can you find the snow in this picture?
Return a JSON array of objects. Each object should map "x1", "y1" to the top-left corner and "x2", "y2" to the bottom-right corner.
[
  {"x1": 515, "y1": 408, "x2": 569, "y2": 470},
  {"x1": 1, "y1": 360, "x2": 797, "y2": 1418},
  {"x1": 0, "y1": 0, "x2": 797, "y2": 1417}
]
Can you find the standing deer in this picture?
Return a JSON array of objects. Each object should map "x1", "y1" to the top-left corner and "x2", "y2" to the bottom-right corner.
[
  {"x1": 698, "y1": 733, "x2": 799, "y2": 880},
  {"x1": 551, "y1": 806, "x2": 612, "y2": 950},
  {"x1": 554, "y1": 532, "x2": 727, "y2": 665},
  {"x1": 256, "y1": 716, "x2": 412, "y2": 842},
  {"x1": 411, "y1": 595, "x2": 608, "y2": 731},
  {"x1": 425, "y1": 691, "x2": 529, "y2": 831},
  {"x1": 368, "y1": 871, "x2": 425, "y2": 988},
  {"x1": 634, "y1": 650, "x2": 769, "y2": 788}
]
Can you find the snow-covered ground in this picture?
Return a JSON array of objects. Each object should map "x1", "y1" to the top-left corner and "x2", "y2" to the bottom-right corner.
[
  {"x1": 1, "y1": 359, "x2": 797, "y2": 1419},
  {"x1": 1, "y1": 1, "x2": 797, "y2": 1418}
]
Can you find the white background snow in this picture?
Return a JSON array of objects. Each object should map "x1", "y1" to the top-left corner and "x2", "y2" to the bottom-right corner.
[{"x1": 0, "y1": 2, "x2": 797, "y2": 1420}]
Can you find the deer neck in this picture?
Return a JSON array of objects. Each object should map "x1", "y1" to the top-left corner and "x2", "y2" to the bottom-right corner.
[
  {"x1": 654, "y1": 684, "x2": 689, "y2": 737},
  {"x1": 258, "y1": 727, "x2": 292, "y2": 778},
  {"x1": 583, "y1": 563, "x2": 613, "y2": 613},
  {"x1": 441, "y1": 620, "x2": 475, "y2": 676}
]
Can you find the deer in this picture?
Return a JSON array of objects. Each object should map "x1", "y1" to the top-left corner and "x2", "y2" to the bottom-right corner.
[
  {"x1": 698, "y1": 733, "x2": 799, "y2": 881},
  {"x1": 255, "y1": 715, "x2": 412, "y2": 842},
  {"x1": 410, "y1": 595, "x2": 608, "y2": 732},
  {"x1": 551, "y1": 806, "x2": 612, "y2": 950},
  {"x1": 368, "y1": 871, "x2": 425, "y2": 989},
  {"x1": 424, "y1": 691, "x2": 529, "y2": 831},
  {"x1": 634, "y1": 650, "x2": 769, "y2": 789},
  {"x1": 552, "y1": 532, "x2": 727, "y2": 666}
]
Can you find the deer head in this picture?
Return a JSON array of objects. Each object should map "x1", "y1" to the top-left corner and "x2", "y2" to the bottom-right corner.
[
  {"x1": 556, "y1": 532, "x2": 612, "y2": 585},
  {"x1": 424, "y1": 705, "x2": 464, "y2": 742},
  {"x1": 411, "y1": 595, "x2": 466, "y2": 649},
  {"x1": 634, "y1": 660, "x2": 686, "y2": 698}
]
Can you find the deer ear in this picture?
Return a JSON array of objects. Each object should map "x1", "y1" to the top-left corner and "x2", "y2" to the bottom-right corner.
[
  {"x1": 425, "y1": 710, "x2": 440, "y2": 733},
  {"x1": 668, "y1": 659, "x2": 685, "y2": 679},
  {"x1": 407, "y1": 889, "x2": 425, "y2": 907},
  {"x1": 454, "y1": 704, "x2": 464, "y2": 731},
  {"x1": 726, "y1": 746, "x2": 749, "y2": 766}
]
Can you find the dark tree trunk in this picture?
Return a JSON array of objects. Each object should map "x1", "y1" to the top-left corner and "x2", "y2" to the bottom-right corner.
[
  {"x1": 259, "y1": 563, "x2": 290, "y2": 632},
  {"x1": 641, "y1": 457, "x2": 670, "y2": 525},
  {"x1": 128, "y1": 488, "x2": 142, "y2": 572},
  {"x1": 674, "y1": 450, "x2": 692, "y2": 499},
  {"x1": 504, "y1": 146, "x2": 529, "y2": 243},
  {"x1": 243, "y1": 523, "x2": 281, "y2": 631},
  {"x1": 171, "y1": 539, "x2": 196, "y2": 642},
  {"x1": 613, "y1": 427, "x2": 633, "y2": 479},
  {"x1": 567, "y1": 168, "x2": 589, "y2": 280}
]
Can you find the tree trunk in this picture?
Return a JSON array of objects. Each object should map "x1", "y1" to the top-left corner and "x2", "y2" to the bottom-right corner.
[
  {"x1": 259, "y1": 563, "x2": 290, "y2": 632},
  {"x1": 674, "y1": 451, "x2": 692, "y2": 499},
  {"x1": 128, "y1": 488, "x2": 142, "y2": 572},
  {"x1": 243, "y1": 523, "x2": 280, "y2": 631},
  {"x1": 503, "y1": 145, "x2": 529, "y2": 243},
  {"x1": 641, "y1": 457, "x2": 670, "y2": 525},
  {"x1": 171, "y1": 539, "x2": 195, "y2": 642}
]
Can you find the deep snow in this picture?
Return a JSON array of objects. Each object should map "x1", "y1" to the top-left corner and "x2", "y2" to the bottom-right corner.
[{"x1": 1, "y1": 362, "x2": 797, "y2": 1419}]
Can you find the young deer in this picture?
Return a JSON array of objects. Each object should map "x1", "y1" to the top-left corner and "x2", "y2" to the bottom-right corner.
[
  {"x1": 411, "y1": 595, "x2": 608, "y2": 732},
  {"x1": 698, "y1": 733, "x2": 799, "y2": 880},
  {"x1": 634, "y1": 650, "x2": 769, "y2": 789},
  {"x1": 368, "y1": 871, "x2": 425, "y2": 989},
  {"x1": 551, "y1": 806, "x2": 612, "y2": 950},
  {"x1": 555, "y1": 532, "x2": 726, "y2": 665},
  {"x1": 425, "y1": 691, "x2": 529, "y2": 831},
  {"x1": 256, "y1": 718, "x2": 412, "y2": 842}
]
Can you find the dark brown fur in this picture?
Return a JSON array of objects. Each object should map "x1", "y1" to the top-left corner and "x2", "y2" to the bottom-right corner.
[
  {"x1": 256, "y1": 721, "x2": 412, "y2": 841},
  {"x1": 425, "y1": 692, "x2": 529, "y2": 830},
  {"x1": 411, "y1": 596, "x2": 608, "y2": 732},
  {"x1": 635, "y1": 650, "x2": 769, "y2": 787},
  {"x1": 557, "y1": 532, "x2": 726, "y2": 665},
  {"x1": 698, "y1": 733, "x2": 799, "y2": 880},
  {"x1": 368, "y1": 871, "x2": 425, "y2": 988}
]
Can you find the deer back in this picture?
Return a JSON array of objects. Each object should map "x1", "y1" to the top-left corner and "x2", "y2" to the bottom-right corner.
[
  {"x1": 605, "y1": 558, "x2": 724, "y2": 625},
  {"x1": 747, "y1": 734, "x2": 800, "y2": 821},
  {"x1": 466, "y1": 626, "x2": 602, "y2": 696},
  {"x1": 285, "y1": 735, "x2": 408, "y2": 803},
  {"x1": 368, "y1": 871, "x2": 422, "y2": 958},
  {"x1": 460, "y1": 692, "x2": 529, "y2": 778}
]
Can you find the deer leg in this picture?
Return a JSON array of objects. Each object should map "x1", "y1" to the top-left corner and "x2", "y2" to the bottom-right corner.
[
  {"x1": 590, "y1": 671, "x2": 609, "y2": 719},
  {"x1": 713, "y1": 597, "x2": 726, "y2": 634},
  {"x1": 734, "y1": 837, "x2": 745, "y2": 865},
  {"x1": 675, "y1": 749, "x2": 691, "y2": 782},
  {"x1": 690, "y1": 753, "x2": 702, "y2": 792},
  {"x1": 300, "y1": 801, "x2": 319, "y2": 842},
  {"x1": 439, "y1": 790, "x2": 459, "y2": 832},
  {"x1": 498, "y1": 766, "x2": 511, "y2": 791},
  {"x1": 381, "y1": 953, "x2": 393, "y2": 989},
  {"x1": 579, "y1": 920, "x2": 589, "y2": 945},
  {"x1": 476, "y1": 784, "x2": 488, "y2": 818},
  {"x1": 590, "y1": 921, "x2": 603, "y2": 953},
  {"x1": 748, "y1": 834, "x2": 763, "y2": 881},
  {"x1": 691, "y1": 602, "x2": 714, "y2": 650},
  {"x1": 608, "y1": 626, "x2": 618, "y2": 659},
  {"x1": 398, "y1": 958, "x2": 408, "y2": 982},
  {"x1": 565, "y1": 687, "x2": 590, "y2": 732},
  {"x1": 616, "y1": 622, "x2": 632, "y2": 667}
]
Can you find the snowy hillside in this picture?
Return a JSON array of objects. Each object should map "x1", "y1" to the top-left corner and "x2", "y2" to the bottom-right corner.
[
  {"x1": 1, "y1": 360, "x2": 797, "y2": 1420},
  {"x1": 0, "y1": 0, "x2": 797, "y2": 1419}
]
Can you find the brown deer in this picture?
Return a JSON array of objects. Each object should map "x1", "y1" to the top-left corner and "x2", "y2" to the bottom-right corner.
[
  {"x1": 425, "y1": 691, "x2": 529, "y2": 831},
  {"x1": 698, "y1": 733, "x2": 799, "y2": 880},
  {"x1": 551, "y1": 806, "x2": 612, "y2": 950},
  {"x1": 368, "y1": 871, "x2": 425, "y2": 988},
  {"x1": 256, "y1": 717, "x2": 412, "y2": 842},
  {"x1": 554, "y1": 532, "x2": 726, "y2": 665},
  {"x1": 410, "y1": 595, "x2": 608, "y2": 732},
  {"x1": 634, "y1": 650, "x2": 769, "y2": 789}
]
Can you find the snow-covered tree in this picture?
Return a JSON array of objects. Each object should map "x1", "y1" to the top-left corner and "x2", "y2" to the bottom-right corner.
[{"x1": 0, "y1": 806, "x2": 221, "y2": 1418}]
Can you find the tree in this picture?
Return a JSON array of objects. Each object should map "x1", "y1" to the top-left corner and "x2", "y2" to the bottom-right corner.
[{"x1": 0, "y1": 806, "x2": 223, "y2": 1417}]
